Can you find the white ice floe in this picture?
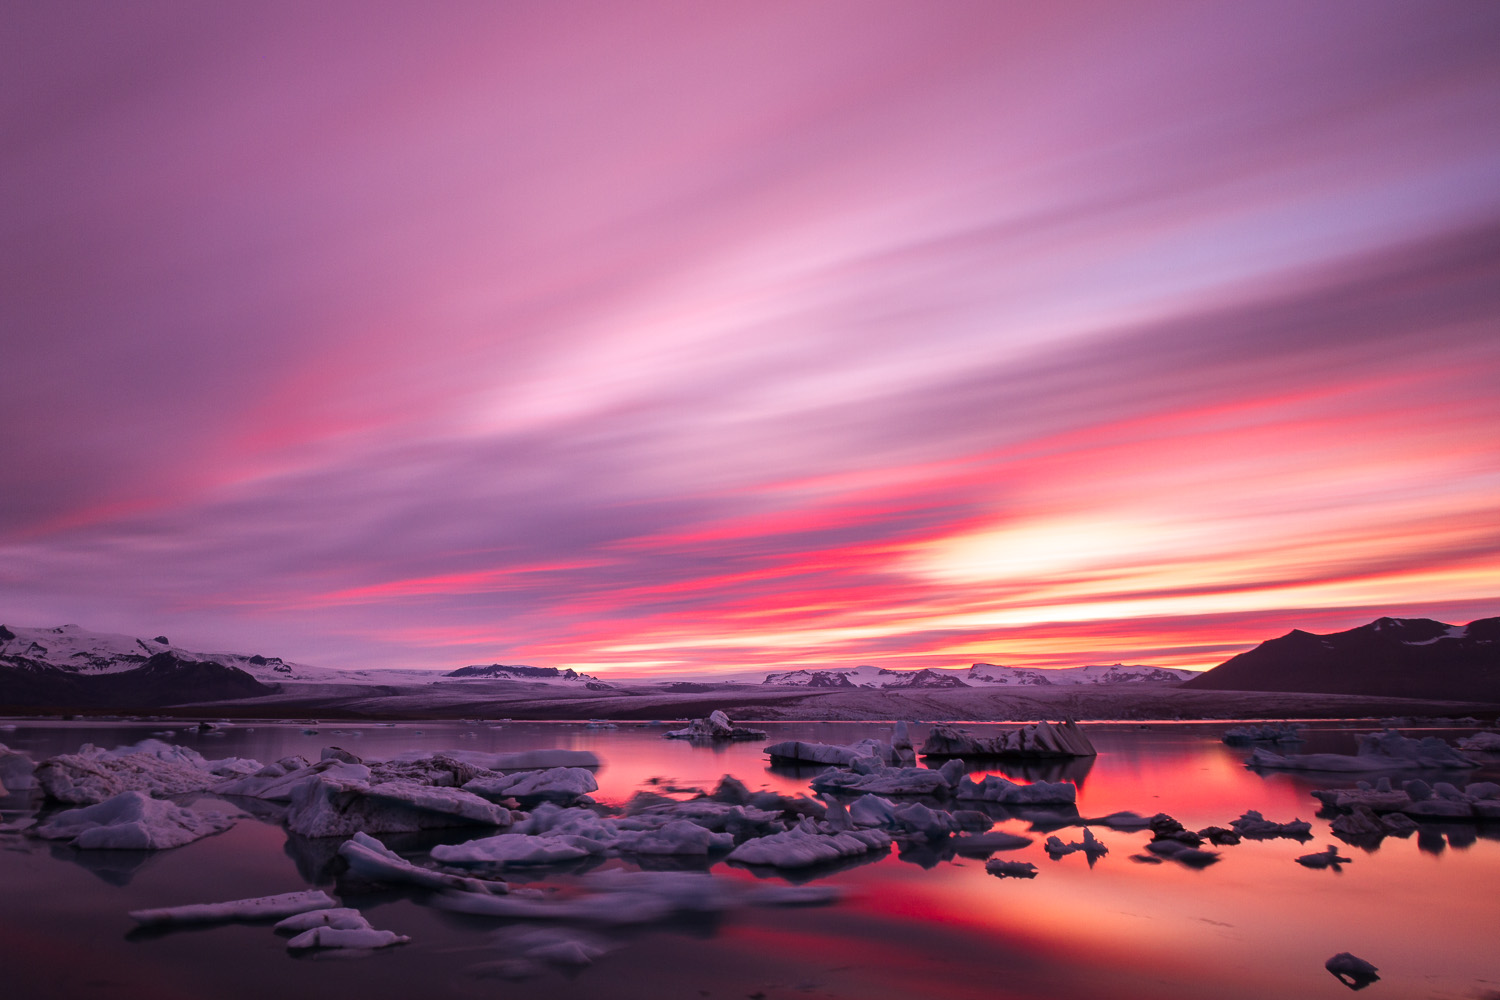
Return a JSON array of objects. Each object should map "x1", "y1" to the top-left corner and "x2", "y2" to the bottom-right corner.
[
  {"x1": 764, "y1": 739, "x2": 896, "y2": 767},
  {"x1": 129, "y1": 889, "x2": 338, "y2": 925},
  {"x1": 1228, "y1": 810, "x2": 1312, "y2": 840},
  {"x1": 432, "y1": 832, "x2": 600, "y2": 866},
  {"x1": 955, "y1": 774, "x2": 1077, "y2": 805},
  {"x1": 1247, "y1": 730, "x2": 1477, "y2": 772},
  {"x1": 32, "y1": 789, "x2": 238, "y2": 849},
  {"x1": 664, "y1": 710, "x2": 766, "y2": 741},
  {"x1": 35, "y1": 747, "x2": 226, "y2": 804},
  {"x1": 725, "y1": 819, "x2": 891, "y2": 868},
  {"x1": 286, "y1": 926, "x2": 409, "y2": 950},
  {"x1": 920, "y1": 721, "x2": 1096, "y2": 758},
  {"x1": 463, "y1": 767, "x2": 597, "y2": 805},
  {"x1": 285, "y1": 776, "x2": 514, "y2": 837},
  {"x1": 337, "y1": 831, "x2": 507, "y2": 893},
  {"x1": 984, "y1": 859, "x2": 1039, "y2": 879}
]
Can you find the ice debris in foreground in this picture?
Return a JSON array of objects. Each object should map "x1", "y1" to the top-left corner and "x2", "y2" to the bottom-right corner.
[
  {"x1": 31, "y1": 790, "x2": 238, "y2": 849},
  {"x1": 129, "y1": 889, "x2": 338, "y2": 926}
]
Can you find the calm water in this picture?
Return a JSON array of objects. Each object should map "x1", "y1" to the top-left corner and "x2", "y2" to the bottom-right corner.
[{"x1": 2, "y1": 719, "x2": 1497, "y2": 1000}]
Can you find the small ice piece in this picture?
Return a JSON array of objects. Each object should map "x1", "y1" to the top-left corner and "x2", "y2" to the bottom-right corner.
[
  {"x1": 726, "y1": 821, "x2": 891, "y2": 869},
  {"x1": 1043, "y1": 828, "x2": 1107, "y2": 863},
  {"x1": 664, "y1": 710, "x2": 766, "y2": 741},
  {"x1": 274, "y1": 908, "x2": 372, "y2": 933},
  {"x1": 1229, "y1": 810, "x2": 1312, "y2": 840},
  {"x1": 1456, "y1": 732, "x2": 1500, "y2": 752},
  {"x1": 984, "y1": 859, "x2": 1039, "y2": 879},
  {"x1": 1325, "y1": 952, "x2": 1380, "y2": 990},
  {"x1": 920, "y1": 721, "x2": 1096, "y2": 758},
  {"x1": 432, "y1": 833, "x2": 598, "y2": 866},
  {"x1": 1296, "y1": 845, "x2": 1352, "y2": 870},
  {"x1": 31, "y1": 790, "x2": 238, "y2": 849},
  {"x1": 129, "y1": 889, "x2": 338, "y2": 925},
  {"x1": 286, "y1": 926, "x2": 408, "y2": 950},
  {"x1": 950, "y1": 830, "x2": 1034, "y2": 857},
  {"x1": 338, "y1": 831, "x2": 507, "y2": 893},
  {"x1": 1144, "y1": 839, "x2": 1220, "y2": 867}
]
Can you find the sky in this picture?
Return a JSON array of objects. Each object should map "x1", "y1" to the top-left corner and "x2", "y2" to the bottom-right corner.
[{"x1": 2, "y1": 1, "x2": 1498, "y2": 677}]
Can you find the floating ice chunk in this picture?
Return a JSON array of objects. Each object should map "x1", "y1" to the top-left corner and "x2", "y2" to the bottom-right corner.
[
  {"x1": 212, "y1": 758, "x2": 372, "y2": 801},
  {"x1": 617, "y1": 819, "x2": 733, "y2": 855},
  {"x1": 765, "y1": 739, "x2": 894, "y2": 766},
  {"x1": 665, "y1": 710, "x2": 766, "y2": 741},
  {"x1": 32, "y1": 790, "x2": 238, "y2": 849},
  {"x1": 1326, "y1": 952, "x2": 1379, "y2": 990},
  {"x1": 1457, "y1": 732, "x2": 1500, "y2": 752},
  {"x1": 726, "y1": 821, "x2": 891, "y2": 869},
  {"x1": 130, "y1": 889, "x2": 338, "y2": 925},
  {"x1": 286, "y1": 926, "x2": 408, "y2": 950},
  {"x1": 812, "y1": 765, "x2": 951, "y2": 797},
  {"x1": 1248, "y1": 730, "x2": 1477, "y2": 772},
  {"x1": 338, "y1": 832, "x2": 506, "y2": 893},
  {"x1": 920, "y1": 721, "x2": 1095, "y2": 758},
  {"x1": 1144, "y1": 839, "x2": 1220, "y2": 867},
  {"x1": 951, "y1": 830, "x2": 1034, "y2": 856},
  {"x1": 984, "y1": 859, "x2": 1038, "y2": 879},
  {"x1": 274, "y1": 907, "x2": 371, "y2": 932},
  {"x1": 432, "y1": 833, "x2": 599, "y2": 866},
  {"x1": 1222, "y1": 723, "x2": 1303, "y2": 745},
  {"x1": 1229, "y1": 810, "x2": 1312, "y2": 840},
  {"x1": 464, "y1": 767, "x2": 597, "y2": 805},
  {"x1": 1044, "y1": 828, "x2": 1107, "y2": 863},
  {"x1": 623, "y1": 795, "x2": 787, "y2": 838},
  {"x1": 1295, "y1": 845, "x2": 1352, "y2": 870},
  {"x1": 1087, "y1": 811, "x2": 1153, "y2": 831},
  {"x1": 1329, "y1": 806, "x2": 1418, "y2": 845},
  {"x1": 285, "y1": 777, "x2": 513, "y2": 837},
  {"x1": 0, "y1": 746, "x2": 36, "y2": 790},
  {"x1": 35, "y1": 749, "x2": 222, "y2": 804},
  {"x1": 955, "y1": 774, "x2": 1077, "y2": 805}
]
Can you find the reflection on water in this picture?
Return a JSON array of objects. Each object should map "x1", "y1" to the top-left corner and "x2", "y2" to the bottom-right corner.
[{"x1": 1, "y1": 719, "x2": 1498, "y2": 999}]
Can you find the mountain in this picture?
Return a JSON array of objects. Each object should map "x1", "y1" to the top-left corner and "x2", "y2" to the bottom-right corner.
[
  {"x1": 1183, "y1": 616, "x2": 1500, "y2": 700},
  {"x1": 0, "y1": 649, "x2": 274, "y2": 708},
  {"x1": 0, "y1": 623, "x2": 337, "y2": 683},
  {"x1": 445, "y1": 663, "x2": 614, "y2": 689},
  {"x1": 763, "y1": 662, "x2": 1192, "y2": 688}
]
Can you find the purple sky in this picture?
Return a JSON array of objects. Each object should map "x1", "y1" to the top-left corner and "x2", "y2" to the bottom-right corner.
[{"x1": 3, "y1": 1, "x2": 1498, "y2": 675}]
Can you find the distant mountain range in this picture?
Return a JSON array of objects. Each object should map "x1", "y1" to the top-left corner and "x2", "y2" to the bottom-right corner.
[
  {"x1": 762, "y1": 662, "x2": 1195, "y2": 688},
  {"x1": 1184, "y1": 616, "x2": 1500, "y2": 701},
  {"x1": 445, "y1": 663, "x2": 613, "y2": 689}
]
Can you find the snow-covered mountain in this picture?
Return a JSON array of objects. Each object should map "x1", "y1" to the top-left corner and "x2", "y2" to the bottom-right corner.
[
  {"x1": 445, "y1": 663, "x2": 614, "y2": 689},
  {"x1": 763, "y1": 662, "x2": 1193, "y2": 688},
  {"x1": 0, "y1": 623, "x2": 341, "y2": 683}
]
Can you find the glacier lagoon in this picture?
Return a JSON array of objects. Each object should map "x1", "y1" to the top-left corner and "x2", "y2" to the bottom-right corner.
[{"x1": 2, "y1": 719, "x2": 1498, "y2": 999}]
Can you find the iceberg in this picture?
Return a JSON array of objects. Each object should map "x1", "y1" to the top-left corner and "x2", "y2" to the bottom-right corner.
[
  {"x1": 35, "y1": 747, "x2": 224, "y2": 804},
  {"x1": 1456, "y1": 732, "x2": 1500, "y2": 752},
  {"x1": 337, "y1": 831, "x2": 507, "y2": 893},
  {"x1": 1229, "y1": 810, "x2": 1312, "y2": 840},
  {"x1": 1325, "y1": 952, "x2": 1380, "y2": 990},
  {"x1": 129, "y1": 889, "x2": 338, "y2": 925},
  {"x1": 1247, "y1": 730, "x2": 1477, "y2": 772},
  {"x1": 274, "y1": 907, "x2": 371, "y2": 933},
  {"x1": 664, "y1": 710, "x2": 766, "y2": 741},
  {"x1": 1144, "y1": 839, "x2": 1220, "y2": 867},
  {"x1": 920, "y1": 721, "x2": 1095, "y2": 758},
  {"x1": 1295, "y1": 845, "x2": 1352, "y2": 870},
  {"x1": 32, "y1": 790, "x2": 238, "y2": 849},
  {"x1": 212, "y1": 757, "x2": 371, "y2": 801},
  {"x1": 286, "y1": 926, "x2": 408, "y2": 950},
  {"x1": 1044, "y1": 827, "x2": 1107, "y2": 863},
  {"x1": 1222, "y1": 723, "x2": 1303, "y2": 745},
  {"x1": 463, "y1": 767, "x2": 597, "y2": 805},
  {"x1": 765, "y1": 739, "x2": 895, "y2": 767},
  {"x1": 0, "y1": 745, "x2": 36, "y2": 790},
  {"x1": 285, "y1": 776, "x2": 513, "y2": 837},
  {"x1": 954, "y1": 774, "x2": 1077, "y2": 805},
  {"x1": 616, "y1": 819, "x2": 734, "y2": 855},
  {"x1": 950, "y1": 830, "x2": 1034, "y2": 856},
  {"x1": 726, "y1": 820, "x2": 891, "y2": 869},
  {"x1": 432, "y1": 832, "x2": 600, "y2": 866}
]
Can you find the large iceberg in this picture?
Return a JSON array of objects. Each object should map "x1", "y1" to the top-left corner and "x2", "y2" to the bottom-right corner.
[
  {"x1": 765, "y1": 738, "x2": 896, "y2": 767},
  {"x1": 664, "y1": 710, "x2": 766, "y2": 741},
  {"x1": 920, "y1": 721, "x2": 1096, "y2": 758},
  {"x1": 1247, "y1": 730, "x2": 1477, "y2": 772}
]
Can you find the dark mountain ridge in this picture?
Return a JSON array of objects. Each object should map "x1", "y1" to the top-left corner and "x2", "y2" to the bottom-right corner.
[
  {"x1": 1184, "y1": 616, "x2": 1500, "y2": 701},
  {"x1": 0, "y1": 651, "x2": 276, "y2": 708}
]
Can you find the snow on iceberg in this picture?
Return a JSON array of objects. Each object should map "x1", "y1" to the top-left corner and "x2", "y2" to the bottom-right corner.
[
  {"x1": 36, "y1": 746, "x2": 228, "y2": 804},
  {"x1": 31, "y1": 789, "x2": 238, "y2": 849},
  {"x1": 920, "y1": 721, "x2": 1096, "y2": 758},
  {"x1": 129, "y1": 889, "x2": 338, "y2": 926}
]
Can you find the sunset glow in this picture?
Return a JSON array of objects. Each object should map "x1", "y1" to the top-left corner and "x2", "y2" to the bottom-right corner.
[{"x1": 3, "y1": 1, "x2": 1497, "y2": 675}]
